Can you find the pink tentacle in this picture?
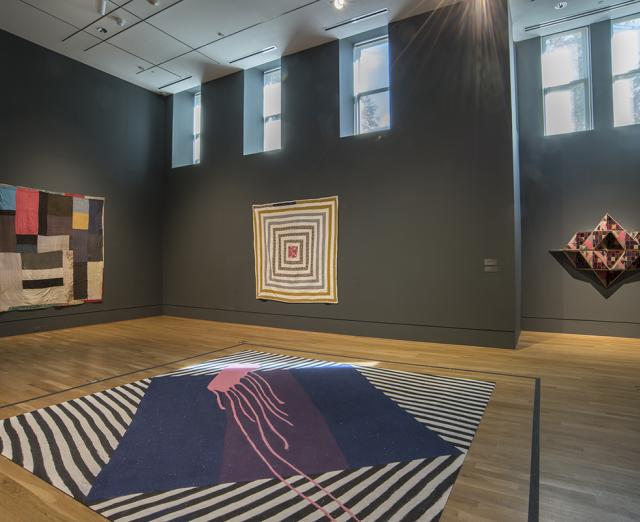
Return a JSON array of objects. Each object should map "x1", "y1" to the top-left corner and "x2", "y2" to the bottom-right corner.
[
  {"x1": 246, "y1": 374, "x2": 290, "y2": 418},
  {"x1": 211, "y1": 390, "x2": 225, "y2": 410},
  {"x1": 244, "y1": 377, "x2": 293, "y2": 427},
  {"x1": 229, "y1": 389, "x2": 255, "y2": 424},
  {"x1": 237, "y1": 383, "x2": 290, "y2": 451},
  {"x1": 226, "y1": 393, "x2": 337, "y2": 522},
  {"x1": 239, "y1": 389, "x2": 361, "y2": 522},
  {"x1": 253, "y1": 373, "x2": 286, "y2": 405}
]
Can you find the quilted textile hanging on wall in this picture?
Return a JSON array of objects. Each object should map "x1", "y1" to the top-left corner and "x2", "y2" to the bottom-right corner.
[
  {"x1": 252, "y1": 196, "x2": 338, "y2": 303},
  {"x1": 0, "y1": 184, "x2": 104, "y2": 312}
]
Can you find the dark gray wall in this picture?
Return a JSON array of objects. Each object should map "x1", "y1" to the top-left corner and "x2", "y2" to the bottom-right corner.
[
  {"x1": 518, "y1": 20, "x2": 640, "y2": 337},
  {"x1": 163, "y1": 2, "x2": 521, "y2": 348},
  {"x1": 0, "y1": 29, "x2": 165, "y2": 336}
]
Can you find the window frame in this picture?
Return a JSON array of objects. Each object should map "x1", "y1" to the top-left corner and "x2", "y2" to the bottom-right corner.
[
  {"x1": 353, "y1": 35, "x2": 390, "y2": 135},
  {"x1": 263, "y1": 66, "x2": 282, "y2": 151},
  {"x1": 540, "y1": 27, "x2": 593, "y2": 136},
  {"x1": 611, "y1": 14, "x2": 640, "y2": 127},
  {"x1": 193, "y1": 91, "x2": 201, "y2": 164}
]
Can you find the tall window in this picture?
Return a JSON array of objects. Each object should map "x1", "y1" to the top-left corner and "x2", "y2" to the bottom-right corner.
[
  {"x1": 263, "y1": 67, "x2": 281, "y2": 151},
  {"x1": 612, "y1": 16, "x2": 640, "y2": 127},
  {"x1": 353, "y1": 36, "x2": 390, "y2": 134},
  {"x1": 193, "y1": 91, "x2": 201, "y2": 164},
  {"x1": 541, "y1": 28, "x2": 592, "y2": 136}
]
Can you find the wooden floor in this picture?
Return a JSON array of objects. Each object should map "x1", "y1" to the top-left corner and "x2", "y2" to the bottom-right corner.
[{"x1": 0, "y1": 316, "x2": 638, "y2": 522}]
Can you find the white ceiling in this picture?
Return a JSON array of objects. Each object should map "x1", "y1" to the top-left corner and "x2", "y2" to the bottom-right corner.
[
  {"x1": 4, "y1": 0, "x2": 637, "y2": 95},
  {"x1": 0, "y1": 0, "x2": 460, "y2": 95},
  {"x1": 510, "y1": 0, "x2": 640, "y2": 41}
]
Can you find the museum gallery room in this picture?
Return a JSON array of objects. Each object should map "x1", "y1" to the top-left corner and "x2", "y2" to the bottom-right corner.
[{"x1": 1, "y1": 0, "x2": 640, "y2": 521}]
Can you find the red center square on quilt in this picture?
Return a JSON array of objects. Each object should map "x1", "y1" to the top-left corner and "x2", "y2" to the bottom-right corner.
[{"x1": 288, "y1": 245, "x2": 299, "y2": 259}]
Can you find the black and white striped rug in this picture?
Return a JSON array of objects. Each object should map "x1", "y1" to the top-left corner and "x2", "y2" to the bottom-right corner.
[{"x1": 0, "y1": 350, "x2": 494, "y2": 521}]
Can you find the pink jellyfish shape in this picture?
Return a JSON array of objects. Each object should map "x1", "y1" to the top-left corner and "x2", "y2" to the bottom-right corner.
[{"x1": 207, "y1": 364, "x2": 360, "y2": 521}]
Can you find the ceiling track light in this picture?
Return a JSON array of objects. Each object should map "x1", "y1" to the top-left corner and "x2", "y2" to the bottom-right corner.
[
  {"x1": 229, "y1": 46, "x2": 278, "y2": 64},
  {"x1": 148, "y1": 0, "x2": 160, "y2": 6},
  {"x1": 98, "y1": 0, "x2": 107, "y2": 16},
  {"x1": 333, "y1": 0, "x2": 345, "y2": 10},
  {"x1": 324, "y1": 8, "x2": 388, "y2": 31}
]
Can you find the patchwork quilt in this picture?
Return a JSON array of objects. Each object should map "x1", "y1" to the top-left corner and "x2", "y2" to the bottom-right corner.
[
  {"x1": 0, "y1": 184, "x2": 104, "y2": 311},
  {"x1": 252, "y1": 196, "x2": 338, "y2": 303}
]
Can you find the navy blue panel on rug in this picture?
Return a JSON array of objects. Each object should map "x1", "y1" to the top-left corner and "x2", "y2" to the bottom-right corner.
[
  {"x1": 291, "y1": 367, "x2": 461, "y2": 468},
  {"x1": 86, "y1": 375, "x2": 227, "y2": 503}
]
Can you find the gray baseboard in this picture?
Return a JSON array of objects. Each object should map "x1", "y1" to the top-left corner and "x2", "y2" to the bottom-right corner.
[
  {"x1": 523, "y1": 316, "x2": 640, "y2": 339},
  {"x1": 0, "y1": 305, "x2": 163, "y2": 337},
  {"x1": 163, "y1": 304, "x2": 518, "y2": 349},
  {"x1": 0, "y1": 301, "x2": 523, "y2": 348}
]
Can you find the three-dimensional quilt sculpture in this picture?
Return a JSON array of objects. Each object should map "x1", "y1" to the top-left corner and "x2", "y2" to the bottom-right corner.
[
  {"x1": 0, "y1": 350, "x2": 495, "y2": 521},
  {"x1": 0, "y1": 184, "x2": 104, "y2": 311},
  {"x1": 252, "y1": 196, "x2": 338, "y2": 303},
  {"x1": 550, "y1": 214, "x2": 640, "y2": 293}
]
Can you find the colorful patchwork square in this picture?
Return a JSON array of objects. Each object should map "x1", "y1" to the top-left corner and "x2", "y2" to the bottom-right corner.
[
  {"x1": 15, "y1": 188, "x2": 39, "y2": 235},
  {"x1": 87, "y1": 261, "x2": 103, "y2": 301},
  {"x1": 0, "y1": 213, "x2": 16, "y2": 253},
  {"x1": 45, "y1": 193, "x2": 73, "y2": 236},
  {"x1": 0, "y1": 253, "x2": 22, "y2": 310},
  {"x1": 37, "y1": 235, "x2": 70, "y2": 253},
  {"x1": 0, "y1": 186, "x2": 16, "y2": 211},
  {"x1": 72, "y1": 197, "x2": 89, "y2": 230},
  {"x1": 16, "y1": 235, "x2": 38, "y2": 254},
  {"x1": 253, "y1": 196, "x2": 338, "y2": 303},
  {"x1": 0, "y1": 184, "x2": 104, "y2": 312}
]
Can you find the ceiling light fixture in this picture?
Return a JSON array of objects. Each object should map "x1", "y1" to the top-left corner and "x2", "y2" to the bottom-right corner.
[
  {"x1": 229, "y1": 46, "x2": 278, "y2": 64},
  {"x1": 96, "y1": 26, "x2": 108, "y2": 34},
  {"x1": 113, "y1": 16, "x2": 126, "y2": 27},
  {"x1": 324, "y1": 8, "x2": 388, "y2": 31},
  {"x1": 147, "y1": 0, "x2": 160, "y2": 6},
  {"x1": 159, "y1": 75, "x2": 194, "y2": 90},
  {"x1": 555, "y1": 2, "x2": 568, "y2": 9},
  {"x1": 98, "y1": 0, "x2": 107, "y2": 16},
  {"x1": 333, "y1": 0, "x2": 345, "y2": 10}
]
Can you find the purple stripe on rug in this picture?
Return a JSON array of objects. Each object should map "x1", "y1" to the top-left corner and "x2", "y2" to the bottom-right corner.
[{"x1": 217, "y1": 369, "x2": 348, "y2": 483}]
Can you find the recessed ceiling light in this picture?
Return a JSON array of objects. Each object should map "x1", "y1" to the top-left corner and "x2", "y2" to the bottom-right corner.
[
  {"x1": 333, "y1": 0, "x2": 345, "y2": 10},
  {"x1": 324, "y1": 8, "x2": 388, "y2": 31},
  {"x1": 555, "y1": 1, "x2": 568, "y2": 9},
  {"x1": 96, "y1": 26, "x2": 108, "y2": 34},
  {"x1": 229, "y1": 46, "x2": 278, "y2": 64}
]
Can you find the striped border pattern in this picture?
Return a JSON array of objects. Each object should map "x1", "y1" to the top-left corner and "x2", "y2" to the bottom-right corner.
[
  {"x1": 0, "y1": 379, "x2": 149, "y2": 500},
  {"x1": 252, "y1": 196, "x2": 338, "y2": 303},
  {"x1": 90, "y1": 455, "x2": 465, "y2": 521},
  {"x1": 0, "y1": 351, "x2": 493, "y2": 521}
]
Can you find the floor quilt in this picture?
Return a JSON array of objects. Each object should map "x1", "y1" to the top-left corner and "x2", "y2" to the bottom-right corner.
[{"x1": 0, "y1": 350, "x2": 494, "y2": 521}]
